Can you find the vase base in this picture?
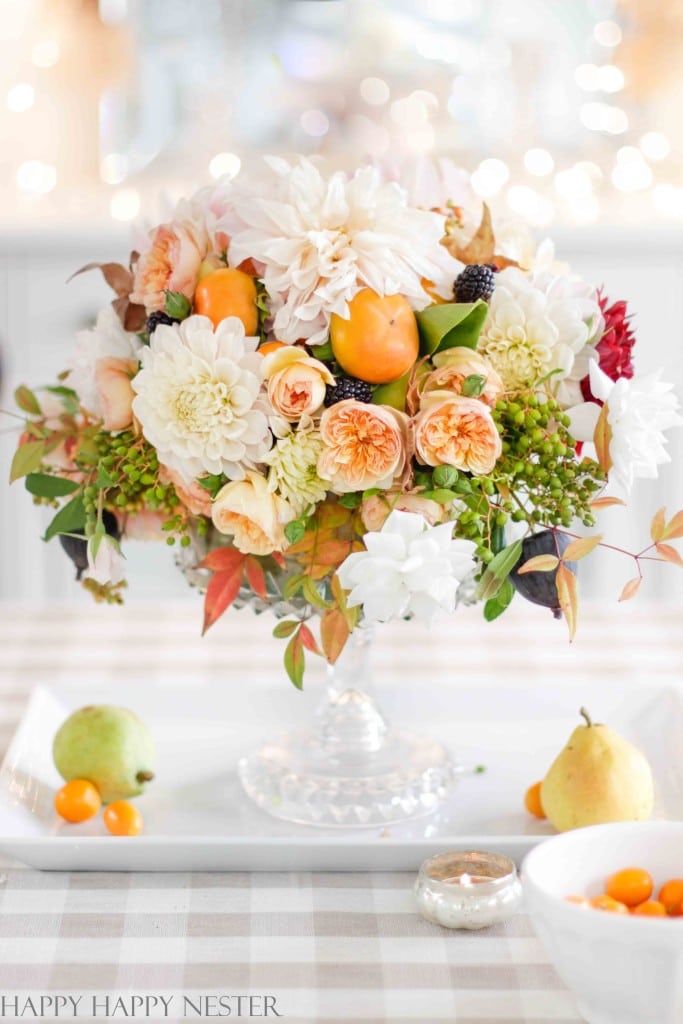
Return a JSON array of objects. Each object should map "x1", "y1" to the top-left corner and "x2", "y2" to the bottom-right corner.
[{"x1": 238, "y1": 729, "x2": 456, "y2": 828}]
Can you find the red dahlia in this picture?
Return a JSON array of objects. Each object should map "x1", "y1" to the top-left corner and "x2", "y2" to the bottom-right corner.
[{"x1": 580, "y1": 291, "x2": 635, "y2": 402}]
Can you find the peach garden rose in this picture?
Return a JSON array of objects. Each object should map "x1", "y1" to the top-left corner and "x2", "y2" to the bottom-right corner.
[
  {"x1": 360, "y1": 490, "x2": 445, "y2": 532},
  {"x1": 421, "y1": 346, "x2": 504, "y2": 407},
  {"x1": 131, "y1": 220, "x2": 207, "y2": 312},
  {"x1": 317, "y1": 400, "x2": 408, "y2": 494},
  {"x1": 262, "y1": 346, "x2": 334, "y2": 422},
  {"x1": 94, "y1": 356, "x2": 138, "y2": 432},
  {"x1": 414, "y1": 390, "x2": 502, "y2": 475},
  {"x1": 211, "y1": 471, "x2": 293, "y2": 556}
]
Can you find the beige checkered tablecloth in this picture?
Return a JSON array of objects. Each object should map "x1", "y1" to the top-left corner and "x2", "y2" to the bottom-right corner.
[{"x1": 1, "y1": 603, "x2": 682, "y2": 1024}]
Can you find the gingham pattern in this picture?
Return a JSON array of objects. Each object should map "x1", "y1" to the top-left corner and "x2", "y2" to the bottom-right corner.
[{"x1": 2, "y1": 603, "x2": 682, "y2": 1024}]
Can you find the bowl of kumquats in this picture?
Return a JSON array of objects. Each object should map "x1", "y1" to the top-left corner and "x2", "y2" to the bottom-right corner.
[{"x1": 522, "y1": 822, "x2": 683, "y2": 1024}]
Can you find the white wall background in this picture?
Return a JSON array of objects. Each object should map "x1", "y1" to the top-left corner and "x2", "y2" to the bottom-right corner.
[{"x1": 1, "y1": 227, "x2": 682, "y2": 605}]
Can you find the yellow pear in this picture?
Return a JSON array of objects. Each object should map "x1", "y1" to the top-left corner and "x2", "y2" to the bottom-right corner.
[{"x1": 541, "y1": 708, "x2": 654, "y2": 832}]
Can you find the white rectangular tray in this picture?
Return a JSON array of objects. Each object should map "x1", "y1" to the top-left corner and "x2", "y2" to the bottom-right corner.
[{"x1": 1, "y1": 678, "x2": 681, "y2": 871}]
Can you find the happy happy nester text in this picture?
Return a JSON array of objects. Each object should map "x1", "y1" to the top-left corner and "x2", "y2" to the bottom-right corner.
[{"x1": 0, "y1": 995, "x2": 283, "y2": 1018}]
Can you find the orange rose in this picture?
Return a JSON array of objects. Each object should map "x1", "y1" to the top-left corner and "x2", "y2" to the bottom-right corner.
[
  {"x1": 361, "y1": 490, "x2": 445, "y2": 532},
  {"x1": 262, "y1": 346, "x2": 334, "y2": 422},
  {"x1": 414, "y1": 391, "x2": 502, "y2": 475},
  {"x1": 94, "y1": 356, "x2": 138, "y2": 432},
  {"x1": 317, "y1": 400, "x2": 408, "y2": 493},
  {"x1": 211, "y1": 471, "x2": 293, "y2": 555},
  {"x1": 131, "y1": 220, "x2": 206, "y2": 312},
  {"x1": 160, "y1": 466, "x2": 212, "y2": 518},
  {"x1": 421, "y1": 347, "x2": 504, "y2": 407}
]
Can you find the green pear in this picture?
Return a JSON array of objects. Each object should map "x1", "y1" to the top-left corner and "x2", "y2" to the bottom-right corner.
[
  {"x1": 53, "y1": 705, "x2": 155, "y2": 803},
  {"x1": 541, "y1": 708, "x2": 654, "y2": 832}
]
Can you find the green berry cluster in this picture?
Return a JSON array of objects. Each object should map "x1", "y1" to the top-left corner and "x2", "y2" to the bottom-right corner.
[
  {"x1": 490, "y1": 392, "x2": 604, "y2": 529},
  {"x1": 79, "y1": 430, "x2": 183, "y2": 534}
]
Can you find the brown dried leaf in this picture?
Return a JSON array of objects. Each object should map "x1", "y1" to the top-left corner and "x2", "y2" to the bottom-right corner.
[
  {"x1": 650, "y1": 506, "x2": 667, "y2": 543},
  {"x1": 517, "y1": 554, "x2": 559, "y2": 574},
  {"x1": 619, "y1": 577, "x2": 642, "y2": 602},
  {"x1": 562, "y1": 535, "x2": 602, "y2": 562},
  {"x1": 68, "y1": 261, "x2": 133, "y2": 297},
  {"x1": 662, "y1": 509, "x2": 683, "y2": 540},
  {"x1": 556, "y1": 563, "x2": 578, "y2": 642},
  {"x1": 450, "y1": 203, "x2": 495, "y2": 265},
  {"x1": 123, "y1": 301, "x2": 147, "y2": 332},
  {"x1": 590, "y1": 496, "x2": 626, "y2": 510},
  {"x1": 656, "y1": 543, "x2": 683, "y2": 568}
]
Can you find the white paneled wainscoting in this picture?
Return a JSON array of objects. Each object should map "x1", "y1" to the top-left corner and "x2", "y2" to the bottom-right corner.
[{"x1": 1, "y1": 227, "x2": 682, "y2": 605}]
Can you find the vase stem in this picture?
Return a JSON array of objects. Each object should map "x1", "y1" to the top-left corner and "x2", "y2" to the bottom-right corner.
[{"x1": 316, "y1": 624, "x2": 388, "y2": 758}]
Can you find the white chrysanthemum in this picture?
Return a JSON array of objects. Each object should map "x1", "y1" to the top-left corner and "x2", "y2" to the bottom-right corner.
[
  {"x1": 64, "y1": 306, "x2": 141, "y2": 416},
  {"x1": 478, "y1": 267, "x2": 603, "y2": 405},
  {"x1": 337, "y1": 509, "x2": 477, "y2": 626},
  {"x1": 131, "y1": 315, "x2": 271, "y2": 483},
  {"x1": 229, "y1": 156, "x2": 460, "y2": 345},
  {"x1": 567, "y1": 361, "x2": 682, "y2": 494},
  {"x1": 262, "y1": 423, "x2": 327, "y2": 516}
]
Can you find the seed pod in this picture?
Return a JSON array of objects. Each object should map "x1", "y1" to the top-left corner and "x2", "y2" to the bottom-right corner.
[{"x1": 510, "y1": 530, "x2": 577, "y2": 619}]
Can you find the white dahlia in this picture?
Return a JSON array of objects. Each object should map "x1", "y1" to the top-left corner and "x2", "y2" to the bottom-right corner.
[
  {"x1": 131, "y1": 315, "x2": 271, "y2": 483},
  {"x1": 478, "y1": 267, "x2": 603, "y2": 405},
  {"x1": 228, "y1": 156, "x2": 460, "y2": 345},
  {"x1": 64, "y1": 306, "x2": 141, "y2": 416},
  {"x1": 262, "y1": 422, "x2": 327, "y2": 516},
  {"x1": 568, "y1": 361, "x2": 682, "y2": 495}
]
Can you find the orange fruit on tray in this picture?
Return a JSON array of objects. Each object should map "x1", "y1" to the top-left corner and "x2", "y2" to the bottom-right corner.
[
  {"x1": 330, "y1": 289, "x2": 419, "y2": 384},
  {"x1": 632, "y1": 900, "x2": 667, "y2": 917},
  {"x1": 194, "y1": 267, "x2": 258, "y2": 335},
  {"x1": 605, "y1": 867, "x2": 653, "y2": 908},
  {"x1": 103, "y1": 800, "x2": 144, "y2": 837},
  {"x1": 659, "y1": 879, "x2": 683, "y2": 916},
  {"x1": 524, "y1": 780, "x2": 546, "y2": 819},
  {"x1": 590, "y1": 894, "x2": 630, "y2": 914},
  {"x1": 54, "y1": 779, "x2": 102, "y2": 823}
]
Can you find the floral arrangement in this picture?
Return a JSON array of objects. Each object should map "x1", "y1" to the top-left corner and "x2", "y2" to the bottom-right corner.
[{"x1": 10, "y1": 156, "x2": 683, "y2": 686}]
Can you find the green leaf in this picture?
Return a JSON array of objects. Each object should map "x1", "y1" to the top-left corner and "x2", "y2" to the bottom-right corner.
[
  {"x1": 484, "y1": 578, "x2": 515, "y2": 621},
  {"x1": 302, "y1": 575, "x2": 330, "y2": 610},
  {"x1": 452, "y1": 476, "x2": 472, "y2": 495},
  {"x1": 422, "y1": 488, "x2": 459, "y2": 504},
  {"x1": 282, "y1": 572, "x2": 306, "y2": 600},
  {"x1": 25, "y1": 473, "x2": 79, "y2": 498},
  {"x1": 313, "y1": 340, "x2": 334, "y2": 361},
  {"x1": 432, "y1": 465, "x2": 458, "y2": 488},
  {"x1": 461, "y1": 373, "x2": 486, "y2": 398},
  {"x1": 165, "y1": 291, "x2": 192, "y2": 319},
  {"x1": 475, "y1": 539, "x2": 523, "y2": 601},
  {"x1": 415, "y1": 300, "x2": 488, "y2": 356},
  {"x1": 284, "y1": 520, "x2": 306, "y2": 545},
  {"x1": 14, "y1": 385, "x2": 41, "y2": 416},
  {"x1": 197, "y1": 474, "x2": 224, "y2": 497},
  {"x1": 338, "y1": 493, "x2": 362, "y2": 509},
  {"x1": 284, "y1": 629, "x2": 305, "y2": 689},
  {"x1": 10, "y1": 440, "x2": 45, "y2": 483},
  {"x1": 273, "y1": 619, "x2": 299, "y2": 639},
  {"x1": 96, "y1": 466, "x2": 115, "y2": 488},
  {"x1": 44, "y1": 385, "x2": 79, "y2": 416},
  {"x1": 362, "y1": 487, "x2": 382, "y2": 499},
  {"x1": 43, "y1": 494, "x2": 87, "y2": 542}
]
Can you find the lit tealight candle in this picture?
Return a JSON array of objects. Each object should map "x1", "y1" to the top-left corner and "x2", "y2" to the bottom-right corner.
[{"x1": 415, "y1": 851, "x2": 522, "y2": 930}]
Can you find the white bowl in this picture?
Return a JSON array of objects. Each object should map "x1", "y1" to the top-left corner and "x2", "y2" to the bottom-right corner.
[{"x1": 522, "y1": 822, "x2": 683, "y2": 1024}]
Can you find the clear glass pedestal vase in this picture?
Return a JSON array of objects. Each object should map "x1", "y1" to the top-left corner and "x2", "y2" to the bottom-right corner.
[{"x1": 237, "y1": 624, "x2": 457, "y2": 827}]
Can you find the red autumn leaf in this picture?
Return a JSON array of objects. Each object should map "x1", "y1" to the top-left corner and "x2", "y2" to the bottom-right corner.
[
  {"x1": 562, "y1": 535, "x2": 602, "y2": 562},
  {"x1": 656, "y1": 543, "x2": 683, "y2": 568},
  {"x1": 320, "y1": 608, "x2": 350, "y2": 665},
  {"x1": 556, "y1": 563, "x2": 578, "y2": 642},
  {"x1": 202, "y1": 561, "x2": 245, "y2": 634},
  {"x1": 271, "y1": 551, "x2": 286, "y2": 569},
  {"x1": 244, "y1": 556, "x2": 268, "y2": 600},
  {"x1": 199, "y1": 547, "x2": 245, "y2": 573},
  {"x1": 619, "y1": 577, "x2": 642, "y2": 602},
  {"x1": 299, "y1": 623, "x2": 321, "y2": 656},
  {"x1": 650, "y1": 506, "x2": 667, "y2": 543},
  {"x1": 662, "y1": 509, "x2": 683, "y2": 541}
]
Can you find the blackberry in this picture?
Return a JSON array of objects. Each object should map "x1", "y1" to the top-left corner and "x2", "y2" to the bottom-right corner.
[
  {"x1": 324, "y1": 377, "x2": 373, "y2": 406},
  {"x1": 454, "y1": 263, "x2": 496, "y2": 303},
  {"x1": 146, "y1": 311, "x2": 179, "y2": 335}
]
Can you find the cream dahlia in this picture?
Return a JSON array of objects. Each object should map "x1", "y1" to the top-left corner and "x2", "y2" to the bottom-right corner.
[
  {"x1": 262, "y1": 422, "x2": 327, "y2": 515},
  {"x1": 131, "y1": 315, "x2": 271, "y2": 483},
  {"x1": 478, "y1": 268, "x2": 603, "y2": 405},
  {"x1": 228, "y1": 156, "x2": 460, "y2": 345}
]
